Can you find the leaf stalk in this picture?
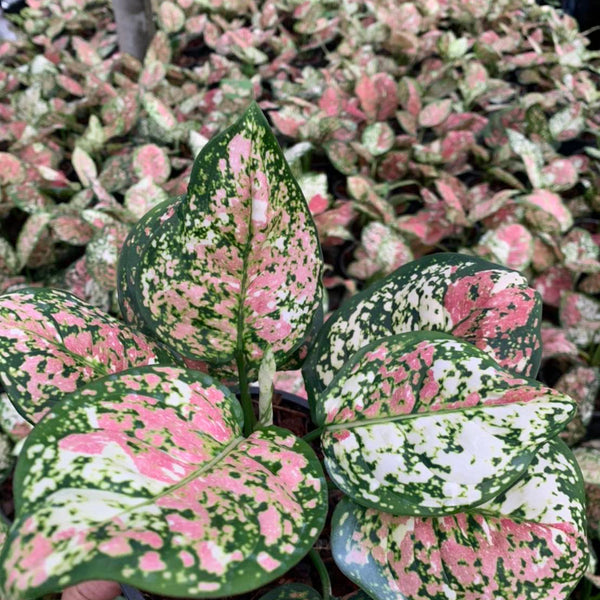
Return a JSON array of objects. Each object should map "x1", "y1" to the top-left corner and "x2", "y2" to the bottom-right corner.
[
  {"x1": 236, "y1": 351, "x2": 257, "y2": 436},
  {"x1": 308, "y1": 548, "x2": 331, "y2": 600}
]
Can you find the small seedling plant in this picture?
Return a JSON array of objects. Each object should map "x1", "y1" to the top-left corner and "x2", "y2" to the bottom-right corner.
[{"x1": 0, "y1": 104, "x2": 590, "y2": 600}]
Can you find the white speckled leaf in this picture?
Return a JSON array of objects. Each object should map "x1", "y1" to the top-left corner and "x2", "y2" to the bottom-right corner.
[
  {"x1": 318, "y1": 332, "x2": 575, "y2": 515},
  {"x1": 0, "y1": 366, "x2": 327, "y2": 599},
  {"x1": 118, "y1": 103, "x2": 323, "y2": 378},
  {"x1": 303, "y1": 253, "x2": 542, "y2": 405},
  {"x1": 0, "y1": 288, "x2": 177, "y2": 423},
  {"x1": 332, "y1": 439, "x2": 588, "y2": 600}
]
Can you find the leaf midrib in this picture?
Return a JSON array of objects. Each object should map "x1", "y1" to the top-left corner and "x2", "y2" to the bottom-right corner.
[
  {"x1": 323, "y1": 398, "x2": 570, "y2": 432},
  {"x1": 22, "y1": 432, "x2": 246, "y2": 531}
]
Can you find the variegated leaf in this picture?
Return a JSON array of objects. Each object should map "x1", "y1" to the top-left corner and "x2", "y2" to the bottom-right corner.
[
  {"x1": 124, "y1": 177, "x2": 169, "y2": 220},
  {"x1": 303, "y1": 253, "x2": 542, "y2": 403},
  {"x1": 132, "y1": 144, "x2": 171, "y2": 184},
  {"x1": 86, "y1": 223, "x2": 130, "y2": 292},
  {"x1": 560, "y1": 291, "x2": 600, "y2": 347},
  {"x1": 16, "y1": 212, "x2": 53, "y2": 269},
  {"x1": 0, "y1": 152, "x2": 25, "y2": 185},
  {"x1": 118, "y1": 103, "x2": 323, "y2": 378},
  {"x1": 317, "y1": 332, "x2": 575, "y2": 515},
  {"x1": 520, "y1": 189, "x2": 573, "y2": 234},
  {"x1": 474, "y1": 223, "x2": 533, "y2": 271},
  {"x1": 361, "y1": 122, "x2": 395, "y2": 157},
  {"x1": 0, "y1": 288, "x2": 177, "y2": 423},
  {"x1": 557, "y1": 366, "x2": 599, "y2": 446},
  {"x1": 332, "y1": 439, "x2": 588, "y2": 600},
  {"x1": 573, "y1": 447, "x2": 600, "y2": 535},
  {"x1": 0, "y1": 393, "x2": 32, "y2": 442},
  {"x1": 0, "y1": 366, "x2": 327, "y2": 599}
]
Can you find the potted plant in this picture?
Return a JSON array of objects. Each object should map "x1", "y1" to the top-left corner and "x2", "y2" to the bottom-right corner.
[{"x1": 0, "y1": 103, "x2": 589, "y2": 600}]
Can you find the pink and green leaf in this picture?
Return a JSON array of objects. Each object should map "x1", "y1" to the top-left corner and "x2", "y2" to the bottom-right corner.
[
  {"x1": 317, "y1": 332, "x2": 575, "y2": 515},
  {"x1": 303, "y1": 253, "x2": 543, "y2": 403},
  {"x1": 0, "y1": 393, "x2": 32, "y2": 442},
  {"x1": 0, "y1": 153, "x2": 26, "y2": 186},
  {"x1": 0, "y1": 366, "x2": 327, "y2": 599},
  {"x1": 86, "y1": 223, "x2": 130, "y2": 292},
  {"x1": 124, "y1": 177, "x2": 169, "y2": 220},
  {"x1": 560, "y1": 292, "x2": 600, "y2": 347},
  {"x1": 474, "y1": 223, "x2": 533, "y2": 271},
  {"x1": 332, "y1": 439, "x2": 588, "y2": 600},
  {"x1": 533, "y1": 266, "x2": 573, "y2": 308},
  {"x1": 50, "y1": 214, "x2": 96, "y2": 246},
  {"x1": 132, "y1": 144, "x2": 171, "y2": 184},
  {"x1": 520, "y1": 189, "x2": 573, "y2": 234},
  {"x1": 361, "y1": 123, "x2": 395, "y2": 157},
  {"x1": 118, "y1": 103, "x2": 323, "y2": 378},
  {"x1": 16, "y1": 212, "x2": 53, "y2": 269},
  {"x1": 0, "y1": 288, "x2": 177, "y2": 423},
  {"x1": 541, "y1": 325, "x2": 579, "y2": 360},
  {"x1": 556, "y1": 366, "x2": 599, "y2": 446}
]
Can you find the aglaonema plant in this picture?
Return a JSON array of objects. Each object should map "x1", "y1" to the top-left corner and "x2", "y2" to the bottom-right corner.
[{"x1": 0, "y1": 103, "x2": 590, "y2": 600}]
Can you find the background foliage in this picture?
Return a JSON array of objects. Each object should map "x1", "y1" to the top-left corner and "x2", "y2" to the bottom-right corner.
[{"x1": 0, "y1": 0, "x2": 600, "y2": 595}]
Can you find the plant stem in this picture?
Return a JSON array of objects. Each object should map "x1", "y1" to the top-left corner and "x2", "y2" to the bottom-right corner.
[
  {"x1": 308, "y1": 548, "x2": 331, "y2": 600},
  {"x1": 303, "y1": 427, "x2": 324, "y2": 443},
  {"x1": 236, "y1": 351, "x2": 256, "y2": 437}
]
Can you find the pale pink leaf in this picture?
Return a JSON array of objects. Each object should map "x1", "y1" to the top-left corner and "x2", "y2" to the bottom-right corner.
[
  {"x1": 541, "y1": 325, "x2": 579, "y2": 359},
  {"x1": 560, "y1": 228, "x2": 600, "y2": 273},
  {"x1": 71, "y1": 147, "x2": 98, "y2": 187},
  {"x1": 418, "y1": 98, "x2": 452, "y2": 128},
  {"x1": 361, "y1": 122, "x2": 395, "y2": 156},
  {"x1": 534, "y1": 266, "x2": 573, "y2": 307},
  {"x1": 476, "y1": 224, "x2": 534, "y2": 271},
  {"x1": 560, "y1": 292, "x2": 600, "y2": 346},
  {"x1": 541, "y1": 158, "x2": 579, "y2": 191},
  {"x1": 157, "y1": 1, "x2": 185, "y2": 33},
  {"x1": 347, "y1": 222, "x2": 413, "y2": 280},
  {"x1": 0, "y1": 153, "x2": 25, "y2": 185},
  {"x1": 521, "y1": 189, "x2": 573, "y2": 234},
  {"x1": 132, "y1": 144, "x2": 171, "y2": 184},
  {"x1": 125, "y1": 177, "x2": 169, "y2": 220},
  {"x1": 50, "y1": 214, "x2": 96, "y2": 246}
]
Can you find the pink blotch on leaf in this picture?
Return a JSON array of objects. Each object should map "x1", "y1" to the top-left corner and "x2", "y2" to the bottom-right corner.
[
  {"x1": 99, "y1": 537, "x2": 132, "y2": 557},
  {"x1": 256, "y1": 552, "x2": 281, "y2": 572},
  {"x1": 228, "y1": 134, "x2": 252, "y2": 177},
  {"x1": 139, "y1": 551, "x2": 166, "y2": 572},
  {"x1": 258, "y1": 505, "x2": 283, "y2": 546}
]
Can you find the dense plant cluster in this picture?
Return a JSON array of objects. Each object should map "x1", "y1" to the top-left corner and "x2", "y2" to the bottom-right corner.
[{"x1": 0, "y1": 0, "x2": 599, "y2": 595}]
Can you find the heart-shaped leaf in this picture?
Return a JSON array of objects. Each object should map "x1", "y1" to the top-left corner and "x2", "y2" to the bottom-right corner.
[
  {"x1": 0, "y1": 366, "x2": 327, "y2": 599},
  {"x1": 331, "y1": 439, "x2": 588, "y2": 600},
  {"x1": 303, "y1": 253, "x2": 542, "y2": 404},
  {"x1": 118, "y1": 103, "x2": 323, "y2": 378},
  {"x1": 0, "y1": 288, "x2": 177, "y2": 423},
  {"x1": 317, "y1": 332, "x2": 575, "y2": 515}
]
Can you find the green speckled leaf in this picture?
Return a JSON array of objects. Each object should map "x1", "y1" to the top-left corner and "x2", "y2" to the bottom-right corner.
[
  {"x1": 318, "y1": 332, "x2": 575, "y2": 515},
  {"x1": 259, "y1": 583, "x2": 322, "y2": 600},
  {"x1": 0, "y1": 288, "x2": 177, "y2": 423},
  {"x1": 332, "y1": 439, "x2": 588, "y2": 600},
  {"x1": 118, "y1": 103, "x2": 323, "y2": 378},
  {"x1": 0, "y1": 366, "x2": 327, "y2": 599},
  {"x1": 303, "y1": 253, "x2": 542, "y2": 406}
]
